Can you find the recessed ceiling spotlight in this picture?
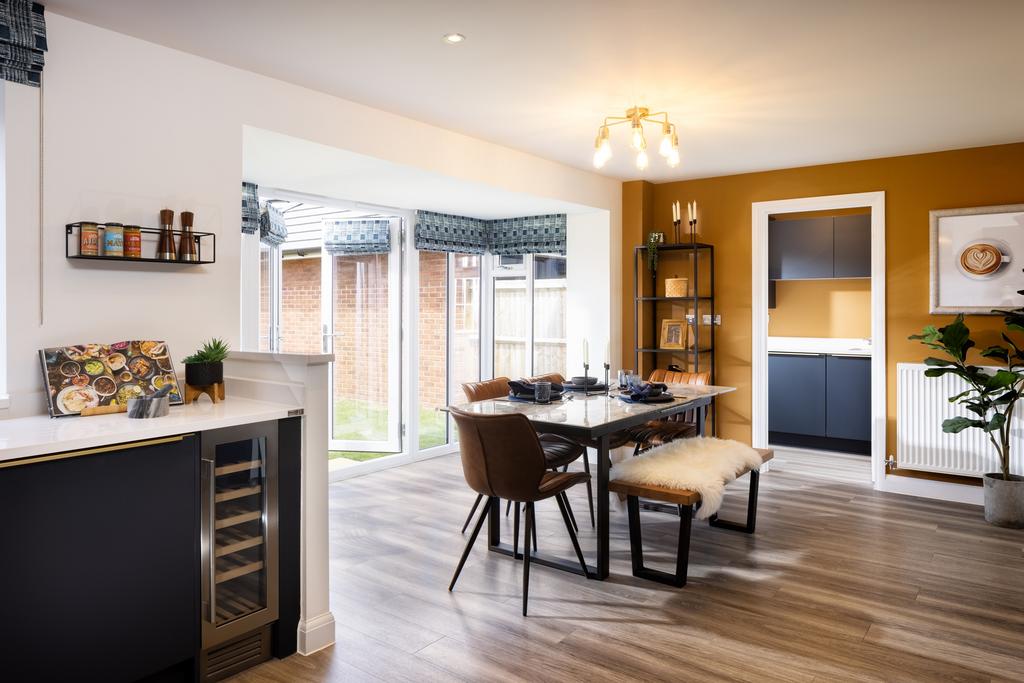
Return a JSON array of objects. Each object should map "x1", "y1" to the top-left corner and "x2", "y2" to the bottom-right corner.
[{"x1": 443, "y1": 33, "x2": 466, "y2": 44}]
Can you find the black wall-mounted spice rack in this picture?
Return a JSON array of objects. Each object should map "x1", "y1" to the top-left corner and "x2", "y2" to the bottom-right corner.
[{"x1": 65, "y1": 222, "x2": 216, "y2": 265}]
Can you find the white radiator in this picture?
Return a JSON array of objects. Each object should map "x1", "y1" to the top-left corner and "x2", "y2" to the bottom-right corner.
[{"x1": 897, "y1": 362, "x2": 1024, "y2": 476}]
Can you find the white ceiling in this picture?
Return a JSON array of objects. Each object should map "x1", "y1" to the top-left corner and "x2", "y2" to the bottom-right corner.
[{"x1": 47, "y1": 0, "x2": 1024, "y2": 182}]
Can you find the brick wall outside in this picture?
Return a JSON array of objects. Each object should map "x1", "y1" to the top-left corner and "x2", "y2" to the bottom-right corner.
[
  {"x1": 418, "y1": 251, "x2": 448, "y2": 410},
  {"x1": 280, "y1": 256, "x2": 322, "y2": 355}
]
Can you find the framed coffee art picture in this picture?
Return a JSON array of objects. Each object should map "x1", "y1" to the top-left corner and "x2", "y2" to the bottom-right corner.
[{"x1": 930, "y1": 204, "x2": 1024, "y2": 314}]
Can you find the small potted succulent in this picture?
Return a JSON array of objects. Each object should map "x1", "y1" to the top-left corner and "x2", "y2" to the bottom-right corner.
[{"x1": 182, "y1": 338, "x2": 229, "y2": 387}]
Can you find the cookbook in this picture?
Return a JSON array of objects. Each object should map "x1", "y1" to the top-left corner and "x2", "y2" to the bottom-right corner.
[{"x1": 39, "y1": 340, "x2": 184, "y2": 417}]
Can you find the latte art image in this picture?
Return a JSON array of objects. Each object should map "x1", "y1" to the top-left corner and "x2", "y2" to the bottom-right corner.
[{"x1": 959, "y1": 243, "x2": 1004, "y2": 276}]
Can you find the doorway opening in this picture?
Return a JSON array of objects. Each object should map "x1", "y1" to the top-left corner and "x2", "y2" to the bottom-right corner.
[{"x1": 751, "y1": 192, "x2": 886, "y2": 484}]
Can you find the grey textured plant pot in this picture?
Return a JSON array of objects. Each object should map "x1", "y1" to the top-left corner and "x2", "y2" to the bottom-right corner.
[{"x1": 983, "y1": 474, "x2": 1024, "y2": 528}]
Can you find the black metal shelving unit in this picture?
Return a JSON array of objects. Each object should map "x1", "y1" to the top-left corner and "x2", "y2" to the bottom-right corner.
[
  {"x1": 66, "y1": 222, "x2": 216, "y2": 265},
  {"x1": 633, "y1": 242, "x2": 716, "y2": 383}
]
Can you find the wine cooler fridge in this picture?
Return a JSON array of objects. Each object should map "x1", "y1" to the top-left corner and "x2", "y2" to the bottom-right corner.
[{"x1": 200, "y1": 422, "x2": 279, "y2": 679}]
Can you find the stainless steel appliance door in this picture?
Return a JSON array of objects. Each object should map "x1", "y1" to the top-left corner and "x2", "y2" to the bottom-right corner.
[{"x1": 201, "y1": 421, "x2": 279, "y2": 648}]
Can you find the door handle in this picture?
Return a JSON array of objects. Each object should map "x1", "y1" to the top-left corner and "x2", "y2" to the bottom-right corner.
[{"x1": 201, "y1": 458, "x2": 216, "y2": 624}]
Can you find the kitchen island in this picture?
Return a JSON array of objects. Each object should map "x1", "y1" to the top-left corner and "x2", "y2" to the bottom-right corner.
[{"x1": 0, "y1": 397, "x2": 304, "y2": 682}]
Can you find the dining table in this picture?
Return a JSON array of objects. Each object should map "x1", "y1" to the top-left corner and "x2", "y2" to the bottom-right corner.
[{"x1": 447, "y1": 383, "x2": 736, "y2": 580}]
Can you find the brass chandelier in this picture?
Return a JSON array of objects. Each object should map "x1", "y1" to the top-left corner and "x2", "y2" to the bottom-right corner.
[{"x1": 592, "y1": 106, "x2": 679, "y2": 171}]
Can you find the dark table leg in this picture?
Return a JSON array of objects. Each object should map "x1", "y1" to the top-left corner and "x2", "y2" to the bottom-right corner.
[
  {"x1": 697, "y1": 403, "x2": 708, "y2": 437},
  {"x1": 597, "y1": 433, "x2": 610, "y2": 580},
  {"x1": 487, "y1": 495, "x2": 501, "y2": 547}
]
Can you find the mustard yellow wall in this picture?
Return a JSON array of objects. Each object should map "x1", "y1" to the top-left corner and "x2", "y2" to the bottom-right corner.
[
  {"x1": 621, "y1": 142, "x2": 1024, "y2": 456},
  {"x1": 769, "y1": 279, "x2": 871, "y2": 338}
]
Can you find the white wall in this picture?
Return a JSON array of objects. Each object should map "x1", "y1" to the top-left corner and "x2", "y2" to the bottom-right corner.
[
  {"x1": 567, "y1": 212, "x2": 613, "y2": 376},
  {"x1": 2, "y1": 13, "x2": 621, "y2": 417}
]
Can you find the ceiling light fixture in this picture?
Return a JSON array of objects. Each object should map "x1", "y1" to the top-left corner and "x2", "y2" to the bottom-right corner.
[
  {"x1": 443, "y1": 33, "x2": 465, "y2": 44},
  {"x1": 593, "y1": 106, "x2": 679, "y2": 171}
]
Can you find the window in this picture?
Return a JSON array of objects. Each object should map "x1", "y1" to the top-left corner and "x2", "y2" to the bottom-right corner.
[{"x1": 491, "y1": 253, "x2": 567, "y2": 380}]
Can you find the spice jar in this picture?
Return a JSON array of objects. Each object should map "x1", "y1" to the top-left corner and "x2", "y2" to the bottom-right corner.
[
  {"x1": 124, "y1": 226, "x2": 143, "y2": 259},
  {"x1": 102, "y1": 223, "x2": 124, "y2": 257},
  {"x1": 79, "y1": 222, "x2": 100, "y2": 256}
]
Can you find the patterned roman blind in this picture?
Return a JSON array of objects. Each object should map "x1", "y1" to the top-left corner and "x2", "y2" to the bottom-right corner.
[
  {"x1": 323, "y1": 219, "x2": 392, "y2": 255},
  {"x1": 241, "y1": 182, "x2": 260, "y2": 235},
  {"x1": 260, "y1": 203, "x2": 288, "y2": 246},
  {"x1": 414, "y1": 211, "x2": 490, "y2": 254},
  {"x1": 489, "y1": 214, "x2": 567, "y2": 255},
  {"x1": 415, "y1": 210, "x2": 565, "y2": 255},
  {"x1": 0, "y1": 1, "x2": 47, "y2": 87}
]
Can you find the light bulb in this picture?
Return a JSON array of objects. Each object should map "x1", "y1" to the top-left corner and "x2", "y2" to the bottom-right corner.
[
  {"x1": 667, "y1": 148, "x2": 680, "y2": 168},
  {"x1": 593, "y1": 148, "x2": 608, "y2": 168},
  {"x1": 630, "y1": 124, "x2": 646, "y2": 151},
  {"x1": 659, "y1": 132, "x2": 673, "y2": 157},
  {"x1": 598, "y1": 136, "x2": 612, "y2": 158},
  {"x1": 636, "y1": 150, "x2": 649, "y2": 170}
]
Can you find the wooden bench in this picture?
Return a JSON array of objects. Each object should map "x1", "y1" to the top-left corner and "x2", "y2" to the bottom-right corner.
[{"x1": 608, "y1": 448, "x2": 773, "y2": 587}]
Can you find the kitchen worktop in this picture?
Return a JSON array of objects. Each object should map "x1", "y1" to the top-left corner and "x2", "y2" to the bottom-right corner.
[
  {"x1": 767, "y1": 336, "x2": 872, "y2": 357},
  {"x1": 0, "y1": 397, "x2": 302, "y2": 464}
]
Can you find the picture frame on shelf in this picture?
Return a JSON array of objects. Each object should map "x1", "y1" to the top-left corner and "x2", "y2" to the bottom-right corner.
[
  {"x1": 929, "y1": 204, "x2": 1024, "y2": 314},
  {"x1": 660, "y1": 319, "x2": 688, "y2": 349}
]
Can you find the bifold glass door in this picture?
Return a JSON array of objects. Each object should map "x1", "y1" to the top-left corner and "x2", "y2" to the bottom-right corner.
[{"x1": 323, "y1": 218, "x2": 403, "y2": 454}]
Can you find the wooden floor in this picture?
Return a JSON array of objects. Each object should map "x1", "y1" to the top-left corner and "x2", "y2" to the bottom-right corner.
[{"x1": 233, "y1": 449, "x2": 1024, "y2": 682}]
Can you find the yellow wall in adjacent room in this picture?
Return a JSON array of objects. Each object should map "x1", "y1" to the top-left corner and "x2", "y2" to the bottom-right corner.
[
  {"x1": 769, "y1": 279, "x2": 872, "y2": 338},
  {"x1": 621, "y1": 142, "x2": 1024, "y2": 459}
]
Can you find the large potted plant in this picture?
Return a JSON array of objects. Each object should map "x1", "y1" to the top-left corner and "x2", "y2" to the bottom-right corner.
[
  {"x1": 911, "y1": 313, "x2": 1024, "y2": 527},
  {"x1": 182, "y1": 338, "x2": 229, "y2": 387}
]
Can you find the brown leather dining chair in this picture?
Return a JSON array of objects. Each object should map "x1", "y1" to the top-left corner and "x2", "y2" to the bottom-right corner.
[
  {"x1": 448, "y1": 407, "x2": 591, "y2": 616},
  {"x1": 626, "y1": 369, "x2": 710, "y2": 452},
  {"x1": 458, "y1": 377, "x2": 587, "y2": 540}
]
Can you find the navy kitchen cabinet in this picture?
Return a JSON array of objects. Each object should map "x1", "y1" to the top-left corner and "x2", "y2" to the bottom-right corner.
[
  {"x1": 826, "y1": 355, "x2": 872, "y2": 441},
  {"x1": 0, "y1": 435, "x2": 199, "y2": 683},
  {"x1": 833, "y1": 214, "x2": 871, "y2": 278},
  {"x1": 768, "y1": 353, "x2": 827, "y2": 435},
  {"x1": 768, "y1": 217, "x2": 834, "y2": 279}
]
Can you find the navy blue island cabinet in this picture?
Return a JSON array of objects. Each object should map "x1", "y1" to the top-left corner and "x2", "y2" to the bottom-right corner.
[
  {"x1": 0, "y1": 416, "x2": 303, "y2": 683},
  {"x1": 0, "y1": 434, "x2": 200, "y2": 683}
]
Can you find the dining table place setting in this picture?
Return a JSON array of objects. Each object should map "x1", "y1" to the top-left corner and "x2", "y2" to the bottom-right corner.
[{"x1": 445, "y1": 375, "x2": 736, "y2": 579}]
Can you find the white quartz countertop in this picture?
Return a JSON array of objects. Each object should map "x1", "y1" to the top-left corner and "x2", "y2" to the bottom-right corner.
[
  {"x1": 0, "y1": 397, "x2": 302, "y2": 464},
  {"x1": 767, "y1": 336, "x2": 872, "y2": 357}
]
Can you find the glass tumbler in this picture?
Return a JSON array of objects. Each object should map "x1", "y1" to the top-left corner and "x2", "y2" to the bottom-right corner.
[{"x1": 534, "y1": 381, "x2": 552, "y2": 404}]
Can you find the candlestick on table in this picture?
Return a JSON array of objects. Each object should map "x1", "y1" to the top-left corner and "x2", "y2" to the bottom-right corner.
[{"x1": 603, "y1": 362, "x2": 611, "y2": 396}]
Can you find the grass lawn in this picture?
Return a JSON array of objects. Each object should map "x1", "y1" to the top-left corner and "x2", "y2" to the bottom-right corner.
[{"x1": 329, "y1": 399, "x2": 449, "y2": 462}]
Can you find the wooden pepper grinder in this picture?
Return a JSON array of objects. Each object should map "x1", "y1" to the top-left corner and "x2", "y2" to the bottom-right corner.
[
  {"x1": 157, "y1": 209, "x2": 177, "y2": 260},
  {"x1": 179, "y1": 211, "x2": 198, "y2": 262}
]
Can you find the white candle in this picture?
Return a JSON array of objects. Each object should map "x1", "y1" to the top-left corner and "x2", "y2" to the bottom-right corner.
[
  {"x1": 675, "y1": 201, "x2": 680, "y2": 222},
  {"x1": 605, "y1": 341, "x2": 610, "y2": 366},
  {"x1": 583, "y1": 339, "x2": 589, "y2": 365},
  {"x1": 671, "y1": 202, "x2": 676, "y2": 222},
  {"x1": 687, "y1": 201, "x2": 692, "y2": 223}
]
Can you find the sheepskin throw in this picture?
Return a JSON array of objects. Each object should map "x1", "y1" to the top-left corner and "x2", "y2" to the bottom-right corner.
[{"x1": 611, "y1": 437, "x2": 764, "y2": 520}]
